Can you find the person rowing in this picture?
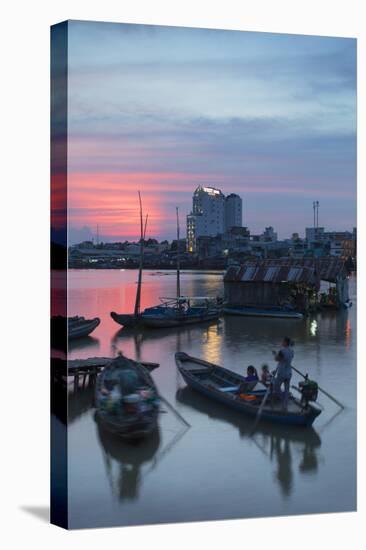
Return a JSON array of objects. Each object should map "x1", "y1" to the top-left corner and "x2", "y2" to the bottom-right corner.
[{"x1": 272, "y1": 336, "x2": 294, "y2": 411}]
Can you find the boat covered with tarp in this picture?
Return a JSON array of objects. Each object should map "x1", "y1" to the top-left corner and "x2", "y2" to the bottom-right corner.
[
  {"x1": 175, "y1": 352, "x2": 321, "y2": 427},
  {"x1": 95, "y1": 354, "x2": 160, "y2": 439}
]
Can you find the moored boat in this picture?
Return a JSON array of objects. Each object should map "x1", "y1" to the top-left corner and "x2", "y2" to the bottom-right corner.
[
  {"x1": 68, "y1": 316, "x2": 101, "y2": 338},
  {"x1": 223, "y1": 305, "x2": 303, "y2": 319},
  {"x1": 95, "y1": 354, "x2": 160, "y2": 439},
  {"x1": 175, "y1": 352, "x2": 321, "y2": 427},
  {"x1": 141, "y1": 296, "x2": 221, "y2": 328},
  {"x1": 51, "y1": 315, "x2": 101, "y2": 340}
]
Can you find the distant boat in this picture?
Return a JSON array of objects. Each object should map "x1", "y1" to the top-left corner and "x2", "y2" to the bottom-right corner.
[
  {"x1": 223, "y1": 306, "x2": 303, "y2": 320},
  {"x1": 51, "y1": 315, "x2": 101, "y2": 340},
  {"x1": 140, "y1": 296, "x2": 222, "y2": 328},
  {"x1": 139, "y1": 208, "x2": 222, "y2": 329},
  {"x1": 175, "y1": 352, "x2": 321, "y2": 427},
  {"x1": 95, "y1": 354, "x2": 160, "y2": 439}
]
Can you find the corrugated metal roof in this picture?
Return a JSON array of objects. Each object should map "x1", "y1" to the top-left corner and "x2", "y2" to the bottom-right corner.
[
  {"x1": 224, "y1": 262, "x2": 318, "y2": 285},
  {"x1": 224, "y1": 258, "x2": 347, "y2": 284}
]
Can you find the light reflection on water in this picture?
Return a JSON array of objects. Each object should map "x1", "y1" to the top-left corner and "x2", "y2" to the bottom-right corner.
[{"x1": 56, "y1": 270, "x2": 356, "y2": 529}]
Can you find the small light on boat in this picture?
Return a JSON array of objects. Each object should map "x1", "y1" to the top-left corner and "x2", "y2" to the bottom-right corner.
[{"x1": 310, "y1": 320, "x2": 317, "y2": 336}]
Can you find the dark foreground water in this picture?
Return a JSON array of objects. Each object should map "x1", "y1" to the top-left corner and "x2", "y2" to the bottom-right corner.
[{"x1": 57, "y1": 270, "x2": 356, "y2": 528}]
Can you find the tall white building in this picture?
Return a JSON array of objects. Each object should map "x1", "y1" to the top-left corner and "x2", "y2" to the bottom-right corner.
[
  {"x1": 187, "y1": 186, "x2": 242, "y2": 252},
  {"x1": 225, "y1": 193, "x2": 242, "y2": 232}
]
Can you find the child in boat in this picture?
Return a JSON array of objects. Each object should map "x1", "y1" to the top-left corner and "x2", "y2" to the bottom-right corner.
[
  {"x1": 261, "y1": 364, "x2": 272, "y2": 386},
  {"x1": 245, "y1": 365, "x2": 259, "y2": 382}
]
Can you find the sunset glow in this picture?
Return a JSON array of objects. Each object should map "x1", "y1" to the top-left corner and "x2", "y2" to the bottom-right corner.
[{"x1": 62, "y1": 21, "x2": 356, "y2": 243}]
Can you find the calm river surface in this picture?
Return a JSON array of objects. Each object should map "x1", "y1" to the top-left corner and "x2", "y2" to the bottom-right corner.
[{"x1": 60, "y1": 269, "x2": 356, "y2": 529}]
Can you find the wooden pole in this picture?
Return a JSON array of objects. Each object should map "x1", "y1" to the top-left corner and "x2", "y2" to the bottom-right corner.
[
  {"x1": 176, "y1": 207, "x2": 181, "y2": 299},
  {"x1": 252, "y1": 368, "x2": 278, "y2": 431},
  {"x1": 134, "y1": 191, "x2": 144, "y2": 317},
  {"x1": 158, "y1": 393, "x2": 191, "y2": 428}
]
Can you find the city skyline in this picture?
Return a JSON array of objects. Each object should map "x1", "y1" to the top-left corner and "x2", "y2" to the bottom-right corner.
[{"x1": 66, "y1": 21, "x2": 356, "y2": 244}]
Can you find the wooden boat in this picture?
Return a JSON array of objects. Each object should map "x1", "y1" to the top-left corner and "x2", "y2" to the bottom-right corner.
[
  {"x1": 141, "y1": 296, "x2": 221, "y2": 328},
  {"x1": 68, "y1": 316, "x2": 101, "y2": 338},
  {"x1": 176, "y1": 385, "x2": 322, "y2": 447},
  {"x1": 223, "y1": 306, "x2": 303, "y2": 320},
  {"x1": 51, "y1": 315, "x2": 101, "y2": 340},
  {"x1": 175, "y1": 352, "x2": 321, "y2": 427},
  {"x1": 95, "y1": 354, "x2": 160, "y2": 439}
]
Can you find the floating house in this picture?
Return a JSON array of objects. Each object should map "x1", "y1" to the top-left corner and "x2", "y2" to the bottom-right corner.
[{"x1": 224, "y1": 258, "x2": 350, "y2": 313}]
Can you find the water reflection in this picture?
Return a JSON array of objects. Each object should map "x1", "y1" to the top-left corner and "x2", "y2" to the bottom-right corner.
[
  {"x1": 96, "y1": 423, "x2": 161, "y2": 501},
  {"x1": 223, "y1": 310, "x2": 351, "y2": 347},
  {"x1": 112, "y1": 320, "x2": 222, "y2": 357},
  {"x1": 176, "y1": 386, "x2": 321, "y2": 498},
  {"x1": 68, "y1": 378, "x2": 96, "y2": 424},
  {"x1": 69, "y1": 336, "x2": 100, "y2": 353},
  {"x1": 64, "y1": 271, "x2": 356, "y2": 527}
]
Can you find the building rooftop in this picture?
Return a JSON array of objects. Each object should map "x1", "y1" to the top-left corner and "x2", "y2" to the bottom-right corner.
[
  {"x1": 224, "y1": 261, "x2": 319, "y2": 286},
  {"x1": 224, "y1": 257, "x2": 348, "y2": 284}
]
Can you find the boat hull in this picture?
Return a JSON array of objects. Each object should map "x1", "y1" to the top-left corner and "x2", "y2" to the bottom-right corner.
[
  {"x1": 52, "y1": 316, "x2": 101, "y2": 341},
  {"x1": 175, "y1": 353, "x2": 320, "y2": 427},
  {"x1": 110, "y1": 311, "x2": 143, "y2": 328},
  {"x1": 95, "y1": 410, "x2": 158, "y2": 439},
  {"x1": 68, "y1": 317, "x2": 101, "y2": 339},
  {"x1": 141, "y1": 310, "x2": 220, "y2": 328},
  {"x1": 223, "y1": 306, "x2": 303, "y2": 319}
]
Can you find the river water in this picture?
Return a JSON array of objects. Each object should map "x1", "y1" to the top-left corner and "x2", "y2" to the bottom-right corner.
[{"x1": 59, "y1": 269, "x2": 356, "y2": 529}]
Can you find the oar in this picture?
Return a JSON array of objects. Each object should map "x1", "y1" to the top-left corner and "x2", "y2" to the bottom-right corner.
[
  {"x1": 251, "y1": 368, "x2": 278, "y2": 431},
  {"x1": 158, "y1": 393, "x2": 191, "y2": 428},
  {"x1": 291, "y1": 365, "x2": 345, "y2": 409}
]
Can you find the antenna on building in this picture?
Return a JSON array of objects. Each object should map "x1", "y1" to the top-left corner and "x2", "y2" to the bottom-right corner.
[
  {"x1": 96, "y1": 224, "x2": 99, "y2": 245},
  {"x1": 313, "y1": 201, "x2": 320, "y2": 229}
]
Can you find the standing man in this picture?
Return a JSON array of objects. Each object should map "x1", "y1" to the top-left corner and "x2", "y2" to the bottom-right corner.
[{"x1": 273, "y1": 337, "x2": 294, "y2": 410}]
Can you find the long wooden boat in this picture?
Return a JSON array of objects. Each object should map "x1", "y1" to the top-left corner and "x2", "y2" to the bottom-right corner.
[
  {"x1": 51, "y1": 315, "x2": 101, "y2": 340},
  {"x1": 141, "y1": 297, "x2": 221, "y2": 328},
  {"x1": 223, "y1": 306, "x2": 303, "y2": 320},
  {"x1": 95, "y1": 354, "x2": 160, "y2": 439},
  {"x1": 176, "y1": 385, "x2": 322, "y2": 447},
  {"x1": 175, "y1": 352, "x2": 321, "y2": 427}
]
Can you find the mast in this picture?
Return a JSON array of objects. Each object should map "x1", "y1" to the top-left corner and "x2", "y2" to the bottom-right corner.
[
  {"x1": 134, "y1": 191, "x2": 146, "y2": 317},
  {"x1": 176, "y1": 207, "x2": 181, "y2": 299}
]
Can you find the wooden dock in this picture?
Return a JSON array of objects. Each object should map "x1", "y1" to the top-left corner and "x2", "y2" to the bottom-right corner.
[{"x1": 52, "y1": 356, "x2": 160, "y2": 390}]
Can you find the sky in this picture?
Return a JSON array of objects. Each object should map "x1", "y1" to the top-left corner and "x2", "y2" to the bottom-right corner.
[{"x1": 64, "y1": 20, "x2": 356, "y2": 244}]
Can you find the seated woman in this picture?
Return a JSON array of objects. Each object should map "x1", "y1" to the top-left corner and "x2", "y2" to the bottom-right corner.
[
  {"x1": 237, "y1": 366, "x2": 259, "y2": 395},
  {"x1": 245, "y1": 365, "x2": 259, "y2": 382}
]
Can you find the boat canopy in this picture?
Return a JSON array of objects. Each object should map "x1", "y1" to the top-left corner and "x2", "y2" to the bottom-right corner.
[{"x1": 159, "y1": 296, "x2": 218, "y2": 302}]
